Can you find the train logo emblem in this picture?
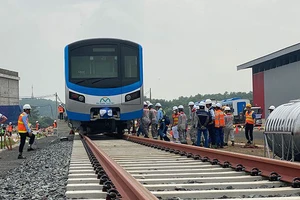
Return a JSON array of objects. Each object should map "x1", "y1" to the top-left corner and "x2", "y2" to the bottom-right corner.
[{"x1": 99, "y1": 97, "x2": 113, "y2": 105}]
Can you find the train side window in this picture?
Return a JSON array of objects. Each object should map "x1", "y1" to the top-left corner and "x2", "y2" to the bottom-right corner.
[
  {"x1": 121, "y1": 46, "x2": 139, "y2": 80},
  {"x1": 124, "y1": 56, "x2": 138, "y2": 78}
]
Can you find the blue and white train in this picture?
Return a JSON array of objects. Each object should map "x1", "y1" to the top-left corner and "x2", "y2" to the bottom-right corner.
[{"x1": 65, "y1": 38, "x2": 144, "y2": 135}]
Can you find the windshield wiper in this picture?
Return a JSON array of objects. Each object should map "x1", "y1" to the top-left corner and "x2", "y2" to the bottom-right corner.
[
  {"x1": 91, "y1": 77, "x2": 115, "y2": 84},
  {"x1": 75, "y1": 79, "x2": 90, "y2": 84}
]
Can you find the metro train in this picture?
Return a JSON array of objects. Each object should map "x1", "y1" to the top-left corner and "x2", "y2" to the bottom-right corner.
[{"x1": 64, "y1": 38, "x2": 144, "y2": 135}]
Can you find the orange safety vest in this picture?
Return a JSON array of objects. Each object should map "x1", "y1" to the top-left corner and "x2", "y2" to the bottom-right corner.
[
  {"x1": 172, "y1": 113, "x2": 179, "y2": 126},
  {"x1": 58, "y1": 106, "x2": 64, "y2": 113},
  {"x1": 53, "y1": 122, "x2": 57, "y2": 128},
  {"x1": 18, "y1": 112, "x2": 28, "y2": 133},
  {"x1": 245, "y1": 111, "x2": 255, "y2": 124},
  {"x1": 215, "y1": 110, "x2": 225, "y2": 128},
  {"x1": 36, "y1": 123, "x2": 39, "y2": 130},
  {"x1": 7, "y1": 125, "x2": 13, "y2": 132}
]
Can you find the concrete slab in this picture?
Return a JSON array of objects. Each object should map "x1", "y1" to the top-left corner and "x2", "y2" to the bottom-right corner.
[
  {"x1": 152, "y1": 187, "x2": 300, "y2": 199},
  {"x1": 137, "y1": 176, "x2": 264, "y2": 184}
]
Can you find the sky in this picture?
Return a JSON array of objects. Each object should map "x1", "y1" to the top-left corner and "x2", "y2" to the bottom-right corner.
[{"x1": 0, "y1": 0, "x2": 300, "y2": 101}]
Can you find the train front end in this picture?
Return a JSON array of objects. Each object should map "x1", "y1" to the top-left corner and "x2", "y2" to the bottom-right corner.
[{"x1": 65, "y1": 38, "x2": 143, "y2": 135}]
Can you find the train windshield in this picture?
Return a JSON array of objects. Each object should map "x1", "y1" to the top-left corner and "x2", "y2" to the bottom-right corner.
[{"x1": 69, "y1": 44, "x2": 139, "y2": 88}]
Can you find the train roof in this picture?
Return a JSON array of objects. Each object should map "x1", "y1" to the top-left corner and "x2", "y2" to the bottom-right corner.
[{"x1": 67, "y1": 38, "x2": 141, "y2": 48}]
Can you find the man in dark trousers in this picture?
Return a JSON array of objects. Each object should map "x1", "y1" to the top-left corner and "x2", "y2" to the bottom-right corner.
[
  {"x1": 244, "y1": 103, "x2": 256, "y2": 144},
  {"x1": 205, "y1": 99, "x2": 216, "y2": 147},
  {"x1": 18, "y1": 104, "x2": 35, "y2": 159},
  {"x1": 194, "y1": 102, "x2": 209, "y2": 147}
]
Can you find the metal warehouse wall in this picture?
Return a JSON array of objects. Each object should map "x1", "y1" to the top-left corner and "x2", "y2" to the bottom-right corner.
[
  {"x1": 264, "y1": 61, "x2": 300, "y2": 118},
  {"x1": 0, "y1": 70, "x2": 19, "y2": 105}
]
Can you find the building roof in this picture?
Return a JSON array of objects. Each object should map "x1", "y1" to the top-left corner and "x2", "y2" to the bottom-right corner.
[
  {"x1": 0, "y1": 68, "x2": 20, "y2": 80},
  {"x1": 237, "y1": 43, "x2": 300, "y2": 71}
]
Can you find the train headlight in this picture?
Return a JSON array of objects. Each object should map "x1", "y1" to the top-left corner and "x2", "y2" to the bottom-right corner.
[
  {"x1": 107, "y1": 109, "x2": 113, "y2": 117},
  {"x1": 125, "y1": 90, "x2": 141, "y2": 102},
  {"x1": 100, "y1": 109, "x2": 107, "y2": 116},
  {"x1": 125, "y1": 94, "x2": 132, "y2": 101},
  {"x1": 69, "y1": 91, "x2": 85, "y2": 103},
  {"x1": 78, "y1": 95, "x2": 84, "y2": 102}
]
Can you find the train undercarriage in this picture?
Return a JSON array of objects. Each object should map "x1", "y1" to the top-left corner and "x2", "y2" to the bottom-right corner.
[{"x1": 68, "y1": 119, "x2": 131, "y2": 136}]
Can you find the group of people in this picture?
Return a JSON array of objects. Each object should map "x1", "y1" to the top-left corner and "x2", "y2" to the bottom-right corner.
[
  {"x1": 136, "y1": 99, "x2": 264, "y2": 148},
  {"x1": 137, "y1": 101, "x2": 170, "y2": 141},
  {"x1": 0, "y1": 104, "x2": 60, "y2": 159}
]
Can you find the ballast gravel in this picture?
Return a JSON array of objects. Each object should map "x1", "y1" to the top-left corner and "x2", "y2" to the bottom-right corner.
[{"x1": 0, "y1": 139, "x2": 73, "y2": 200}]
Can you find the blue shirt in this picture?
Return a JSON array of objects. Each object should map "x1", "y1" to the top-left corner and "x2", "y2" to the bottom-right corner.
[
  {"x1": 208, "y1": 107, "x2": 215, "y2": 120},
  {"x1": 157, "y1": 109, "x2": 164, "y2": 123},
  {"x1": 22, "y1": 112, "x2": 31, "y2": 133}
]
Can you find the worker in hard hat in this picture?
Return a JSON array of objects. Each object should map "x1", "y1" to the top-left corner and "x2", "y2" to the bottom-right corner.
[
  {"x1": 205, "y1": 99, "x2": 216, "y2": 147},
  {"x1": 187, "y1": 102, "x2": 197, "y2": 145},
  {"x1": 155, "y1": 103, "x2": 164, "y2": 140},
  {"x1": 4, "y1": 122, "x2": 13, "y2": 150},
  {"x1": 141, "y1": 102, "x2": 150, "y2": 138},
  {"x1": 35, "y1": 121, "x2": 40, "y2": 134},
  {"x1": 17, "y1": 104, "x2": 35, "y2": 159},
  {"x1": 58, "y1": 104, "x2": 65, "y2": 120},
  {"x1": 244, "y1": 103, "x2": 256, "y2": 145},
  {"x1": 214, "y1": 103, "x2": 225, "y2": 148},
  {"x1": 148, "y1": 103, "x2": 158, "y2": 139},
  {"x1": 194, "y1": 102, "x2": 209, "y2": 147},
  {"x1": 224, "y1": 107, "x2": 235, "y2": 146},
  {"x1": 171, "y1": 106, "x2": 180, "y2": 143},
  {"x1": 188, "y1": 101, "x2": 195, "y2": 122},
  {"x1": 155, "y1": 103, "x2": 164, "y2": 123},
  {"x1": 268, "y1": 105, "x2": 275, "y2": 114},
  {"x1": 177, "y1": 105, "x2": 187, "y2": 144}
]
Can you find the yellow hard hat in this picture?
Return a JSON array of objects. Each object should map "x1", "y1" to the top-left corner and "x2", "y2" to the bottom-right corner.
[{"x1": 246, "y1": 103, "x2": 252, "y2": 108}]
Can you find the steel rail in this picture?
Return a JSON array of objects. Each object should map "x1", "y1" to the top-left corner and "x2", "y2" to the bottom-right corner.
[
  {"x1": 83, "y1": 136, "x2": 158, "y2": 200},
  {"x1": 124, "y1": 135, "x2": 300, "y2": 184}
]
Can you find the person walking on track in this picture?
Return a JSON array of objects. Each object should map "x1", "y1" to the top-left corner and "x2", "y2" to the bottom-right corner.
[{"x1": 17, "y1": 104, "x2": 35, "y2": 159}]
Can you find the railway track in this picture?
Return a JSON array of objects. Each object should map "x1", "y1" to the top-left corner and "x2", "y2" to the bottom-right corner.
[{"x1": 66, "y1": 134, "x2": 300, "y2": 200}]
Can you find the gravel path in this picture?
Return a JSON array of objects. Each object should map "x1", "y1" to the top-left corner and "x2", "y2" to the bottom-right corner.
[{"x1": 0, "y1": 139, "x2": 73, "y2": 200}]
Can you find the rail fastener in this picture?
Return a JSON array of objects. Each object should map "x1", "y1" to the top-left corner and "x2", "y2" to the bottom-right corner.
[
  {"x1": 124, "y1": 135, "x2": 300, "y2": 184},
  {"x1": 292, "y1": 177, "x2": 300, "y2": 188}
]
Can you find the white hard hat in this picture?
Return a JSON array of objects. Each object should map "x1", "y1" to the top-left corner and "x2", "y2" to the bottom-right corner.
[
  {"x1": 178, "y1": 105, "x2": 184, "y2": 109},
  {"x1": 269, "y1": 105, "x2": 275, "y2": 110},
  {"x1": 143, "y1": 101, "x2": 147, "y2": 106},
  {"x1": 23, "y1": 104, "x2": 32, "y2": 110},
  {"x1": 36, "y1": 121, "x2": 39, "y2": 123},
  {"x1": 225, "y1": 106, "x2": 231, "y2": 111},
  {"x1": 188, "y1": 101, "x2": 194, "y2": 106},
  {"x1": 9, "y1": 122, "x2": 12, "y2": 125},
  {"x1": 148, "y1": 103, "x2": 153, "y2": 107},
  {"x1": 172, "y1": 106, "x2": 178, "y2": 111},
  {"x1": 146, "y1": 101, "x2": 151, "y2": 105},
  {"x1": 216, "y1": 103, "x2": 222, "y2": 108},
  {"x1": 212, "y1": 103, "x2": 216, "y2": 107},
  {"x1": 155, "y1": 103, "x2": 162, "y2": 107},
  {"x1": 54, "y1": 120, "x2": 57, "y2": 122},
  {"x1": 199, "y1": 102, "x2": 205, "y2": 107},
  {"x1": 205, "y1": 99, "x2": 212, "y2": 104}
]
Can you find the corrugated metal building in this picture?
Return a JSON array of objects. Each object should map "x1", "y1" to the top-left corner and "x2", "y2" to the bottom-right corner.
[
  {"x1": 0, "y1": 68, "x2": 21, "y2": 124},
  {"x1": 237, "y1": 43, "x2": 300, "y2": 119},
  {"x1": 0, "y1": 68, "x2": 20, "y2": 105}
]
